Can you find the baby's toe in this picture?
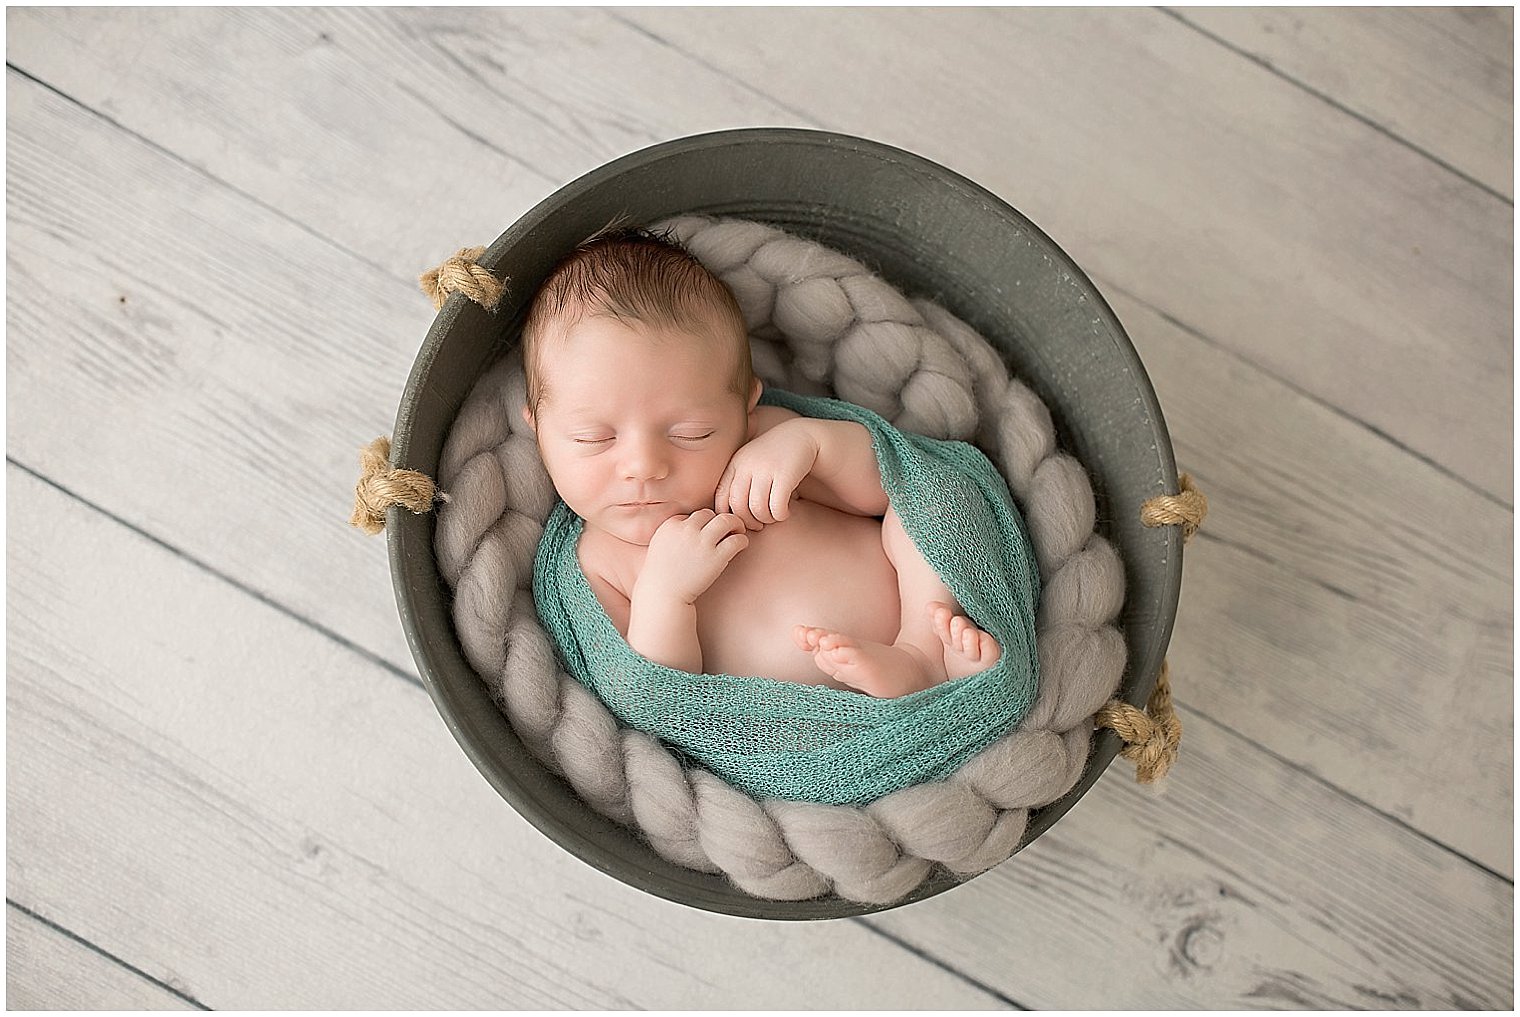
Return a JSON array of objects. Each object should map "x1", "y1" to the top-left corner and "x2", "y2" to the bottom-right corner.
[
  {"x1": 971, "y1": 629, "x2": 1001, "y2": 664},
  {"x1": 827, "y1": 645, "x2": 859, "y2": 667}
]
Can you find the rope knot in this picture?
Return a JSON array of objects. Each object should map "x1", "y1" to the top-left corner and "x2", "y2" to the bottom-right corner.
[
  {"x1": 349, "y1": 436, "x2": 444, "y2": 535},
  {"x1": 1141, "y1": 472, "x2": 1208, "y2": 543},
  {"x1": 419, "y1": 246, "x2": 504, "y2": 311},
  {"x1": 1095, "y1": 660, "x2": 1182, "y2": 784}
]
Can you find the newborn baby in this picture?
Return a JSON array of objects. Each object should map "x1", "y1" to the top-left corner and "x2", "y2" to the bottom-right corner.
[{"x1": 521, "y1": 227, "x2": 1001, "y2": 698}]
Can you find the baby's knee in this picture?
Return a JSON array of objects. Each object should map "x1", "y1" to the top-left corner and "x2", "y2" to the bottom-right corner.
[{"x1": 879, "y1": 504, "x2": 913, "y2": 567}]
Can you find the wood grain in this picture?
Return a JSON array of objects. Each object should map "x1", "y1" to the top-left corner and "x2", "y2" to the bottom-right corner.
[
  {"x1": 9, "y1": 6, "x2": 1510, "y2": 499},
  {"x1": 6, "y1": 906, "x2": 200, "y2": 1011},
  {"x1": 10, "y1": 460, "x2": 1510, "y2": 1008},
  {"x1": 4, "y1": 6, "x2": 1512, "y2": 1009},
  {"x1": 613, "y1": 6, "x2": 1513, "y2": 504},
  {"x1": 7, "y1": 55, "x2": 1508, "y2": 873},
  {"x1": 1113, "y1": 286, "x2": 1513, "y2": 875},
  {"x1": 6, "y1": 466, "x2": 1010, "y2": 1010},
  {"x1": 1175, "y1": 6, "x2": 1514, "y2": 198},
  {"x1": 870, "y1": 705, "x2": 1513, "y2": 1009}
]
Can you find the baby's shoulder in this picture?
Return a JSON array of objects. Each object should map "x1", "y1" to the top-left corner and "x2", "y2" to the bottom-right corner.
[
  {"x1": 576, "y1": 528, "x2": 635, "y2": 593},
  {"x1": 576, "y1": 528, "x2": 637, "y2": 633},
  {"x1": 749, "y1": 402, "x2": 802, "y2": 439}
]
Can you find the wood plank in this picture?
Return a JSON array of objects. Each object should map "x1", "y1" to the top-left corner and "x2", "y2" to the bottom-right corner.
[
  {"x1": 1176, "y1": 6, "x2": 1514, "y2": 198},
  {"x1": 4, "y1": 64, "x2": 426, "y2": 677},
  {"x1": 869, "y1": 702, "x2": 1514, "y2": 1009},
  {"x1": 5, "y1": 466, "x2": 1009, "y2": 1010},
  {"x1": 5, "y1": 17, "x2": 1513, "y2": 1009},
  {"x1": 3, "y1": 24, "x2": 1508, "y2": 874},
  {"x1": 611, "y1": 6, "x2": 1513, "y2": 503},
  {"x1": 5, "y1": 906, "x2": 200, "y2": 1010},
  {"x1": 8, "y1": 6, "x2": 1509, "y2": 499},
  {"x1": 1112, "y1": 287, "x2": 1514, "y2": 875},
  {"x1": 11, "y1": 464, "x2": 1511, "y2": 1008},
  {"x1": 2, "y1": 6, "x2": 795, "y2": 283}
]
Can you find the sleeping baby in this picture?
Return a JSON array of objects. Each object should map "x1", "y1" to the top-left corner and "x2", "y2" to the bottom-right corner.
[{"x1": 521, "y1": 226, "x2": 1001, "y2": 698}]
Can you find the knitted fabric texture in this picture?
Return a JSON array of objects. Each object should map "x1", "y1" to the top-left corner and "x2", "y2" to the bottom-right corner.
[
  {"x1": 434, "y1": 215, "x2": 1127, "y2": 904},
  {"x1": 532, "y1": 387, "x2": 1040, "y2": 806}
]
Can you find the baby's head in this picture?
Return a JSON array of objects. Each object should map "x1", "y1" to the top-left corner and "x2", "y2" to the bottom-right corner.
[
  {"x1": 520, "y1": 226, "x2": 763, "y2": 545},
  {"x1": 521, "y1": 225, "x2": 754, "y2": 421}
]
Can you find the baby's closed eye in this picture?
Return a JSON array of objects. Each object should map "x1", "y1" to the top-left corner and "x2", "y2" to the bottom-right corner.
[{"x1": 573, "y1": 434, "x2": 713, "y2": 443}]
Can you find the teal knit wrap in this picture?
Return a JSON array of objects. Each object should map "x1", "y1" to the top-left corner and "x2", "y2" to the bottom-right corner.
[{"x1": 532, "y1": 388, "x2": 1040, "y2": 806}]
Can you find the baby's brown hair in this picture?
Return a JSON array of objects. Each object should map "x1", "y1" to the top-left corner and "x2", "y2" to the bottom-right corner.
[{"x1": 520, "y1": 224, "x2": 754, "y2": 416}]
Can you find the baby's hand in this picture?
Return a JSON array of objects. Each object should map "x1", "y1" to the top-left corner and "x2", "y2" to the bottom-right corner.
[
  {"x1": 716, "y1": 421, "x2": 820, "y2": 529},
  {"x1": 636, "y1": 510, "x2": 750, "y2": 605}
]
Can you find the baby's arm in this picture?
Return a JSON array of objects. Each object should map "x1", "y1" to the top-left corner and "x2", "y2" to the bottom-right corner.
[
  {"x1": 626, "y1": 509, "x2": 749, "y2": 672},
  {"x1": 717, "y1": 407, "x2": 888, "y2": 526}
]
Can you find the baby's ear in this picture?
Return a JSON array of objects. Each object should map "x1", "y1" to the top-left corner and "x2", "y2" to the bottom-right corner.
[
  {"x1": 521, "y1": 405, "x2": 536, "y2": 432},
  {"x1": 746, "y1": 377, "x2": 763, "y2": 412}
]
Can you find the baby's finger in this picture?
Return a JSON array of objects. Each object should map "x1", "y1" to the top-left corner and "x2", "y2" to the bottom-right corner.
[
  {"x1": 725, "y1": 475, "x2": 756, "y2": 528},
  {"x1": 716, "y1": 531, "x2": 749, "y2": 560},
  {"x1": 702, "y1": 511, "x2": 746, "y2": 542},
  {"x1": 768, "y1": 480, "x2": 792, "y2": 522},
  {"x1": 714, "y1": 470, "x2": 733, "y2": 515},
  {"x1": 749, "y1": 477, "x2": 777, "y2": 525}
]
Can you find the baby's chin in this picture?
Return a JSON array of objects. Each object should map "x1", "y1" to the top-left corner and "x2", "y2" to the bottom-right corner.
[{"x1": 591, "y1": 506, "x2": 687, "y2": 547}]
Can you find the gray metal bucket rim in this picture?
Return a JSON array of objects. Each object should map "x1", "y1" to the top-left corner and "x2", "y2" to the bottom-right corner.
[{"x1": 388, "y1": 127, "x2": 1182, "y2": 920}]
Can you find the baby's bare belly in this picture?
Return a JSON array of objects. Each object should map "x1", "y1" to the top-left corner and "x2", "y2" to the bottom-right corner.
[{"x1": 696, "y1": 500, "x2": 901, "y2": 685}]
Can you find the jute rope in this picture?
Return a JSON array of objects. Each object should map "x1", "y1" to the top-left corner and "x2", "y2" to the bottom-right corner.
[
  {"x1": 419, "y1": 246, "x2": 504, "y2": 311},
  {"x1": 349, "y1": 436, "x2": 446, "y2": 535},
  {"x1": 1141, "y1": 472, "x2": 1209, "y2": 543},
  {"x1": 350, "y1": 249, "x2": 503, "y2": 532},
  {"x1": 1096, "y1": 659, "x2": 1183, "y2": 784},
  {"x1": 1093, "y1": 472, "x2": 1209, "y2": 783}
]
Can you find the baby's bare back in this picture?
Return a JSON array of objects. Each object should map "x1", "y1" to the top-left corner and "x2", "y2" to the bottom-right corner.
[{"x1": 583, "y1": 498, "x2": 900, "y2": 686}]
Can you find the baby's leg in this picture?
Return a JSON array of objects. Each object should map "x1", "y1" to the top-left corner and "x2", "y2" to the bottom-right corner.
[
  {"x1": 878, "y1": 505, "x2": 1000, "y2": 683},
  {"x1": 794, "y1": 506, "x2": 1000, "y2": 696}
]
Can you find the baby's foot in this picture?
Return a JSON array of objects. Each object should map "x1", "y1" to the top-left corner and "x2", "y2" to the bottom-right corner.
[
  {"x1": 927, "y1": 602, "x2": 1002, "y2": 681},
  {"x1": 792, "y1": 625, "x2": 932, "y2": 697}
]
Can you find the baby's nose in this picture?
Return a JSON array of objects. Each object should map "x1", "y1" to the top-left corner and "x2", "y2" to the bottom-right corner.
[{"x1": 620, "y1": 439, "x2": 670, "y2": 481}]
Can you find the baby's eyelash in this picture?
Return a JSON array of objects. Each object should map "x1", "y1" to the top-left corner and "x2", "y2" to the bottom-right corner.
[{"x1": 571, "y1": 432, "x2": 714, "y2": 445}]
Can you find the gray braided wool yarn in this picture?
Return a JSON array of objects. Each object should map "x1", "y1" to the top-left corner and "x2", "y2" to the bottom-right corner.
[{"x1": 433, "y1": 216, "x2": 1127, "y2": 904}]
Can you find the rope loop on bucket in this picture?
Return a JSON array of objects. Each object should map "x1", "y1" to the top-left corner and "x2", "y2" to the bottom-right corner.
[
  {"x1": 1095, "y1": 471, "x2": 1206, "y2": 783},
  {"x1": 1141, "y1": 472, "x2": 1208, "y2": 543},
  {"x1": 1096, "y1": 660, "x2": 1181, "y2": 784},
  {"x1": 420, "y1": 246, "x2": 504, "y2": 311},
  {"x1": 349, "y1": 436, "x2": 446, "y2": 535}
]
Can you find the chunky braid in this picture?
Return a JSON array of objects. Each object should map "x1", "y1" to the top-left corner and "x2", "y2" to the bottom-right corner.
[{"x1": 432, "y1": 217, "x2": 1126, "y2": 904}]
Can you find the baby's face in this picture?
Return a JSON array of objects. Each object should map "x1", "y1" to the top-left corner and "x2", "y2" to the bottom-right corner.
[{"x1": 525, "y1": 313, "x2": 758, "y2": 547}]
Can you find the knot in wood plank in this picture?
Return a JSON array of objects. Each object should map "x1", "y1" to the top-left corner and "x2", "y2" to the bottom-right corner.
[
  {"x1": 349, "y1": 436, "x2": 443, "y2": 535},
  {"x1": 1141, "y1": 472, "x2": 1208, "y2": 543},
  {"x1": 419, "y1": 246, "x2": 504, "y2": 311}
]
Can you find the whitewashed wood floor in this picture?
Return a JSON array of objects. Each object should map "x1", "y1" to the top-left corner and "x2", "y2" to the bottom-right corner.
[{"x1": 5, "y1": 7, "x2": 1513, "y2": 1010}]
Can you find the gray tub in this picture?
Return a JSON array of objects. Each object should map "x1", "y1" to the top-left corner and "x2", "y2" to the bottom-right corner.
[{"x1": 387, "y1": 128, "x2": 1182, "y2": 919}]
